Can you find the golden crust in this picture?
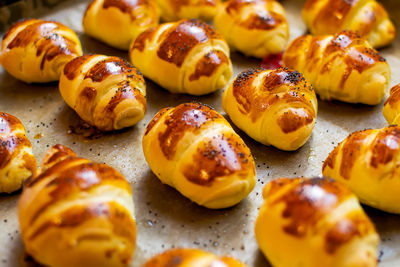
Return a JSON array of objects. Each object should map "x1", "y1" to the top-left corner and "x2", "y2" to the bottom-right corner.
[
  {"x1": 129, "y1": 19, "x2": 232, "y2": 95},
  {"x1": 255, "y1": 177, "x2": 379, "y2": 267},
  {"x1": 59, "y1": 55, "x2": 147, "y2": 131},
  {"x1": 155, "y1": 0, "x2": 220, "y2": 22},
  {"x1": 283, "y1": 30, "x2": 390, "y2": 105},
  {"x1": 142, "y1": 102, "x2": 256, "y2": 209},
  {"x1": 0, "y1": 19, "x2": 82, "y2": 83},
  {"x1": 323, "y1": 126, "x2": 400, "y2": 214},
  {"x1": 383, "y1": 84, "x2": 400, "y2": 125},
  {"x1": 18, "y1": 145, "x2": 136, "y2": 267},
  {"x1": 222, "y1": 68, "x2": 317, "y2": 151}
]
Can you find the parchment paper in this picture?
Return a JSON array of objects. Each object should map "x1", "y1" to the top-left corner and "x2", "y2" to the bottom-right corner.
[{"x1": 0, "y1": 0, "x2": 399, "y2": 266}]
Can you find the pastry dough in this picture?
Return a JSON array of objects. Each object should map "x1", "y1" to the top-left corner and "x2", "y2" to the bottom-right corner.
[
  {"x1": 0, "y1": 112, "x2": 36, "y2": 193},
  {"x1": 303, "y1": 0, "x2": 396, "y2": 48},
  {"x1": 283, "y1": 30, "x2": 390, "y2": 105},
  {"x1": 59, "y1": 55, "x2": 147, "y2": 131},
  {"x1": 18, "y1": 144, "x2": 136, "y2": 267},
  {"x1": 0, "y1": 19, "x2": 82, "y2": 83},
  {"x1": 154, "y1": 0, "x2": 220, "y2": 22},
  {"x1": 383, "y1": 84, "x2": 400, "y2": 125},
  {"x1": 129, "y1": 19, "x2": 232, "y2": 95},
  {"x1": 214, "y1": 0, "x2": 289, "y2": 58},
  {"x1": 223, "y1": 68, "x2": 317, "y2": 151},
  {"x1": 323, "y1": 126, "x2": 400, "y2": 214},
  {"x1": 144, "y1": 248, "x2": 247, "y2": 267},
  {"x1": 142, "y1": 102, "x2": 256, "y2": 209},
  {"x1": 255, "y1": 177, "x2": 379, "y2": 267},
  {"x1": 83, "y1": 0, "x2": 160, "y2": 50}
]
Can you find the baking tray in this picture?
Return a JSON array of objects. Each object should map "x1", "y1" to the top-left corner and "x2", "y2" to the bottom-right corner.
[{"x1": 0, "y1": 0, "x2": 399, "y2": 266}]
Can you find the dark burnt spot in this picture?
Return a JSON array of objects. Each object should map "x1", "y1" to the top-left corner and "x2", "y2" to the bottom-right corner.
[{"x1": 189, "y1": 50, "x2": 229, "y2": 81}]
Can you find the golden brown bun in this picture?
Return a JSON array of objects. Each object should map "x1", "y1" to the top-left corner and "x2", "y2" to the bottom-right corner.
[
  {"x1": 83, "y1": 0, "x2": 160, "y2": 50},
  {"x1": 18, "y1": 144, "x2": 136, "y2": 267},
  {"x1": 255, "y1": 177, "x2": 379, "y2": 267},
  {"x1": 222, "y1": 68, "x2": 317, "y2": 151},
  {"x1": 129, "y1": 19, "x2": 232, "y2": 95},
  {"x1": 0, "y1": 19, "x2": 83, "y2": 83},
  {"x1": 383, "y1": 84, "x2": 400, "y2": 125},
  {"x1": 143, "y1": 248, "x2": 247, "y2": 267},
  {"x1": 214, "y1": 0, "x2": 289, "y2": 58},
  {"x1": 59, "y1": 55, "x2": 147, "y2": 131},
  {"x1": 323, "y1": 126, "x2": 400, "y2": 214},
  {"x1": 0, "y1": 112, "x2": 36, "y2": 193},
  {"x1": 142, "y1": 103, "x2": 256, "y2": 209},
  {"x1": 303, "y1": 0, "x2": 396, "y2": 48},
  {"x1": 283, "y1": 31, "x2": 390, "y2": 105},
  {"x1": 155, "y1": 0, "x2": 220, "y2": 22}
]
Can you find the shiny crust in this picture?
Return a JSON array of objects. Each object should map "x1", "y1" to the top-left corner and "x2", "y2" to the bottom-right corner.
[
  {"x1": 144, "y1": 248, "x2": 247, "y2": 267},
  {"x1": 283, "y1": 30, "x2": 390, "y2": 105},
  {"x1": 59, "y1": 55, "x2": 147, "y2": 131},
  {"x1": 383, "y1": 84, "x2": 400, "y2": 125},
  {"x1": 18, "y1": 145, "x2": 136, "y2": 267},
  {"x1": 0, "y1": 112, "x2": 36, "y2": 193},
  {"x1": 129, "y1": 19, "x2": 232, "y2": 95},
  {"x1": 222, "y1": 68, "x2": 317, "y2": 151},
  {"x1": 142, "y1": 102, "x2": 255, "y2": 209},
  {"x1": 83, "y1": 0, "x2": 159, "y2": 50},
  {"x1": 255, "y1": 177, "x2": 379, "y2": 267},
  {"x1": 154, "y1": 0, "x2": 220, "y2": 22},
  {"x1": 214, "y1": 0, "x2": 289, "y2": 58},
  {"x1": 0, "y1": 19, "x2": 82, "y2": 83},
  {"x1": 302, "y1": 0, "x2": 396, "y2": 48},
  {"x1": 323, "y1": 126, "x2": 400, "y2": 214}
]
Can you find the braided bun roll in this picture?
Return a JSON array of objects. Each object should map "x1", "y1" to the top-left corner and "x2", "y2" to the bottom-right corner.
[
  {"x1": 59, "y1": 55, "x2": 146, "y2": 131},
  {"x1": 154, "y1": 0, "x2": 220, "y2": 22},
  {"x1": 0, "y1": 19, "x2": 82, "y2": 83},
  {"x1": 142, "y1": 103, "x2": 256, "y2": 209},
  {"x1": 0, "y1": 112, "x2": 36, "y2": 193},
  {"x1": 83, "y1": 0, "x2": 160, "y2": 50},
  {"x1": 283, "y1": 30, "x2": 390, "y2": 105},
  {"x1": 255, "y1": 177, "x2": 379, "y2": 267},
  {"x1": 383, "y1": 84, "x2": 400, "y2": 125},
  {"x1": 129, "y1": 19, "x2": 232, "y2": 95},
  {"x1": 214, "y1": 0, "x2": 289, "y2": 58},
  {"x1": 144, "y1": 248, "x2": 247, "y2": 267},
  {"x1": 18, "y1": 144, "x2": 136, "y2": 267}
]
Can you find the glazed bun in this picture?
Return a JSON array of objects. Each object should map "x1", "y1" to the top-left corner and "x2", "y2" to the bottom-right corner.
[{"x1": 383, "y1": 84, "x2": 400, "y2": 125}]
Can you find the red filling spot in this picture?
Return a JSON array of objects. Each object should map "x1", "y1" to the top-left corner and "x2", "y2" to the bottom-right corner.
[{"x1": 261, "y1": 52, "x2": 283, "y2": 70}]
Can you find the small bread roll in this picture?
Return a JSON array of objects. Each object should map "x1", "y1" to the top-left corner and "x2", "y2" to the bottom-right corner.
[
  {"x1": 223, "y1": 68, "x2": 317, "y2": 151},
  {"x1": 214, "y1": 0, "x2": 289, "y2": 58},
  {"x1": 0, "y1": 112, "x2": 36, "y2": 193},
  {"x1": 144, "y1": 248, "x2": 246, "y2": 267},
  {"x1": 283, "y1": 30, "x2": 390, "y2": 105},
  {"x1": 255, "y1": 177, "x2": 379, "y2": 267},
  {"x1": 83, "y1": 0, "x2": 159, "y2": 50},
  {"x1": 0, "y1": 19, "x2": 83, "y2": 83},
  {"x1": 303, "y1": 0, "x2": 396, "y2": 48},
  {"x1": 154, "y1": 0, "x2": 220, "y2": 22},
  {"x1": 323, "y1": 126, "x2": 400, "y2": 214},
  {"x1": 59, "y1": 55, "x2": 146, "y2": 131},
  {"x1": 18, "y1": 144, "x2": 136, "y2": 267},
  {"x1": 129, "y1": 19, "x2": 232, "y2": 95},
  {"x1": 383, "y1": 84, "x2": 400, "y2": 125},
  {"x1": 142, "y1": 102, "x2": 256, "y2": 209}
]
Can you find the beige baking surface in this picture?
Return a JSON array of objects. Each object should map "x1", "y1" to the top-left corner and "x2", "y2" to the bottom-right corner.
[{"x1": 0, "y1": 0, "x2": 399, "y2": 266}]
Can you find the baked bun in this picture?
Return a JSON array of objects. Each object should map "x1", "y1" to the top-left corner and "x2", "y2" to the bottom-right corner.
[
  {"x1": 0, "y1": 112, "x2": 36, "y2": 193},
  {"x1": 18, "y1": 144, "x2": 136, "y2": 267},
  {"x1": 214, "y1": 0, "x2": 289, "y2": 58},
  {"x1": 323, "y1": 126, "x2": 400, "y2": 214},
  {"x1": 59, "y1": 55, "x2": 146, "y2": 131},
  {"x1": 154, "y1": 0, "x2": 220, "y2": 22},
  {"x1": 283, "y1": 30, "x2": 390, "y2": 105},
  {"x1": 383, "y1": 84, "x2": 400, "y2": 125},
  {"x1": 142, "y1": 102, "x2": 256, "y2": 209},
  {"x1": 129, "y1": 19, "x2": 232, "y2": 95},
  {"x1": 144, "y1": 248, "x2": 246, "y2": 267},
  {"x1": 255, "y1": 177, "x2": 379, "y2": 267},
  {"x1": 83, "y1": 0, "x2": 160, "y2": 50},
  {"x1": 0, "y1": 19, "x2": 82, "y2": 83},
  {"x1": 303, "y1": 0, "x2": 396, "y2": 48}
]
